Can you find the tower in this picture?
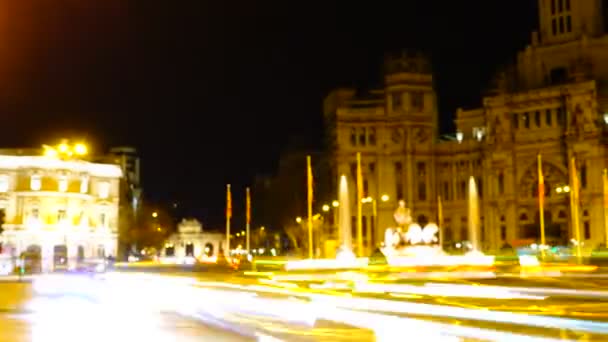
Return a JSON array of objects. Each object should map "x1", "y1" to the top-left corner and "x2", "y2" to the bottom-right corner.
[{"x1": 538, "y1": 0, "x2": 606, "y2": 44}]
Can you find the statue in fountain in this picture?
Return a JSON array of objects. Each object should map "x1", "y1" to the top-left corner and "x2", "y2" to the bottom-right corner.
[{"x1": 382, "y1": 201, "x2": 443, "y2": 257}]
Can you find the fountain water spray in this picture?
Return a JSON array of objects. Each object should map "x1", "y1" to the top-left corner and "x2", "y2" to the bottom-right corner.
[
  {"x1": 337, "y1": 175, "x2": 355, "y2": 259},
  {"x1": 468, "y1": 176, "x2": 481, "y2": 253}
]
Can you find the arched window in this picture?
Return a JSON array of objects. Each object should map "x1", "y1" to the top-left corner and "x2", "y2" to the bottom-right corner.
[
  {"x1": 417, "y1": 215, "x2": 428, "y2": 227},
  {"x1": 519, "y1": 213, "x2": 528, "y2": 222}
]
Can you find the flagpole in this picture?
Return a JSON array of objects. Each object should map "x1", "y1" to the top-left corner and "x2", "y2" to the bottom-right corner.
[
  {"x1": 307, "y1": 156, "x2": 314, "y2": 259},
  {"x1": 356, "y1": 152, "x2": 363, "y2": 257},
  {"x1": 246, "y1": 187, "x2": 251, "y2": 253},
  {"x1": 603, "y1": 169, "x2": 608, "y2": 247},
  {"x1": 538, "y1": 154, "x2": 546, "y2": 259},
  {"x1": 438, "y1": 195, "x2": 443, "y2": 247},
  {"x1": 226, "y1": 184, "x2": 232, "y2": 258},
  {"x1": 570, "y1": 157, "x2": 582, "y2": 263}
]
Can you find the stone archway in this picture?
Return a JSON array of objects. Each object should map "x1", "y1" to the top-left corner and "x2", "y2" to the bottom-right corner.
[{"x1": 520, "y1": 160, "x2": 568, "y2": 199}]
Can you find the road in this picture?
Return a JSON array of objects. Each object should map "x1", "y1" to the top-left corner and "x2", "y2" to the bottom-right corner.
[{"x1": 3, "y1": 269, "x2": 608, "y2": 341}]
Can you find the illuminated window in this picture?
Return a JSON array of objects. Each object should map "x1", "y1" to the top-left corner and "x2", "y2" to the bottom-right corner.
[
  {"x1": 31, "y1": 207, "x2": 39, "y2": 219},
  {"x1": 98, "y1": 182, "x2": 110, "y2": 199},
  {"x1": 57, "y1": 209, "x2": 67, "y2": 222},
  {"x1": 58, "y1": 176, "x2": 68, "y2": 192},
  {"x1": 0, "y1": 176, "x2": 8, "y2": 193},
  {"x1": 80, "y1": 176, "x2": 89, "y2": 194},
  {"x1": 30, "y1": 175, "x2": 41, "y2": 191}
]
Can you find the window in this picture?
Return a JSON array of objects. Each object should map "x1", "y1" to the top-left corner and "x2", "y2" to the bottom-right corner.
[
  {"x1": 350, "y1": 128, "x2": 357, "y2": 146},
  {"x1": 477, "y1": 178, "x2": 483, "y2": 198},
  {"x1": 558, "y1": 0, "x2": 563, "y2": 12},
  {"x1": 559, "y1": 16, "x2": 564, "y2": 33},
  {"x1": 550, "y1": 67, "x2": 567, "y2": 84},
  {"x1": 411, "y1": 91, "x2": 424, "y2": 111},
  {"x1": 512, "y1": 114, "x2": 519, "y2": 129},
  {"x1": 31, "y1": 207, "x2": 39, "y2": 219},
  {"x1": 584, "y1": 221, "x2": 591, "y2": 239},
  {"x1": 0, "y1": 176, "x2": 8, "y2": 193},
  {"x1": 363, "y1": 179, "x2": 369, "y2": 197},
  {"x1": 534, "y1": 111, "x2": 541, "y2": 127},
  {"x1": 498, "y1": 173, "x2": 505, "y2": 195},
  {"x1": 396, "y1": 183, "x2": 404, "y2": 201},
  {"x1": 98, "y1": 182, "x2": 110, "y2": 199},
  {"x1": 565, "y1": 0, "x2": 570, "y2": 11},
  {"x1": 501, "y1": 226, "x2": 507, "y2": 241},
  {"x1": 551, "y1": 0, "x2": 556, "y2": 14},
  {"x1": 557, "y1": 107, "x2": 565, "y2": 125},
  {"x1": 369, "y1": 163, "x2": 376, "y2": 173},
  {"x1": 358, "y1": 128, "x2": 366, "y2": 146},
  {"x1": 362, "y1": 216, "x2": 367, "y2": 239},
  {"x1": 418, "y1": 182, "x2": 426, "y2": 201},
  {"x1": 417, "y1": 162, "x2": 426, "y2": 177},
  {"x1": 581, "y1": 165, "x2": 587, "y2": 188},
  {"x1": 459, "y1": 181, "x2": 466, "y2": 200},
  {"x1": 442, "y1": 181, "x2": 450, "y2": 201},
  {"x1": 350, "y1": 163, "x2": 357, "y2": 178},
  {"x1": 552, "y1": 19, "x2": 557, "y2": 35},
  {"x1": 100, "y1": 213, "x2": 108, "y2": 227},
  {"x1": 523, "y1": 113, "x2": 530, "y2": 128},
  {"x1": 31, "y1": 175, "x2": 41, "y2": 191},
  {"x1": 391, "y1": 92, "x2": 402, "y2": 111},
  {"x1": 566, "y1": 16, "x2": 572, "y2": 32},
  {"x1": 368, "y1": 128, "x2": 376, "y2": 145},
  {"x1": 395, "y1": 162, "x2": 402, "y2": 173},
  {"x1": 57, "y1": 209, "x2": 67, "y2": 222},
  {"x1": 80, "y1": 176, "x2": 89, "y2": 194},
  {"x1": 546, "y1": 109, "x2": 553, "y2": 126},
  {"x1": 58, "y1": 176, "x2": 68, "y2": 192}
]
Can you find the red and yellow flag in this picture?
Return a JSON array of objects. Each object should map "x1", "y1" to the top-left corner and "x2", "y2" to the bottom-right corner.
[
  {"x1": 226, "y1": 184, "x2": 232, "y2": 219},
  {"x1": 538, "y1": 154, "x2": 545, "y2": 207},
  {"x1": 246, "y1": 187, "x2": 251, "y2": 225}
]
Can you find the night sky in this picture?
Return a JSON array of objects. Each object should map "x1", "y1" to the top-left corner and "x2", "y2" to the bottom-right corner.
[{"x1": 0, "y1": 1, "x2": 537, "y2": 229}]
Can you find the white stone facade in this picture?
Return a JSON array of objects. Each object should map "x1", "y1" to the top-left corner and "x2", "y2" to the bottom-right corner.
[
  {"x1": 0, "y1": 151, "x2": 122, "y2": 271},
  {"x1": 163, "y1": 219, "x2": 223, "y2": 260}
]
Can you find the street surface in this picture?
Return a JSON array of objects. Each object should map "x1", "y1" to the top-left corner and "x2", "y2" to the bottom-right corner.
[{"x1": 2, "y1": 268, "x2": 608, "y2": 341}]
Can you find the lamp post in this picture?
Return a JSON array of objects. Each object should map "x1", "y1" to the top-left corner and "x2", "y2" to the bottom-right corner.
[{"x1": 361, "y1": 194, "x2": 389, "y2": 254}]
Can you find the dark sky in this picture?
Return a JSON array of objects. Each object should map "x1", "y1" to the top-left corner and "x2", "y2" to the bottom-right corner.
[{"x1": 0, "y1": 1, "x2": 537, "y2": 228}]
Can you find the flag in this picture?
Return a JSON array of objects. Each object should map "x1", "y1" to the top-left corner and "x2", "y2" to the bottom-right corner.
[
  {"x1": 307, "y1": 156, "x2": 313, "y2": 204},
  {"x1": 538, "y1": 154, "x2": 545, "y2": 208},
  {"x1": 437, "y1": 196, "x2": 443, "y2": 227},
  {"x1": 246, "y1": 187, "x2": 251, "y2": 225},
  {"x1": 226, "y1": 184, "x2": 232, "y2": 219}
]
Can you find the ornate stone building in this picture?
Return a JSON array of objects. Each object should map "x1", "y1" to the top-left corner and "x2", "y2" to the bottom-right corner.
[
  {"x1": 324, "y1": 0, "x2": 608, "y2": 254},
  {"x1": 0, "y1": 147, "x2": 122, "y2": 271}
]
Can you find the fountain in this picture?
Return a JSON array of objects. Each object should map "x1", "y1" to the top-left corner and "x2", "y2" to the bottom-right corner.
[
  {"x1": 467, "y1": 176, "x2": 481, "y2": 254},
  {"x1": 336, "y1": 175, "x2": 355, "y2": 260}
]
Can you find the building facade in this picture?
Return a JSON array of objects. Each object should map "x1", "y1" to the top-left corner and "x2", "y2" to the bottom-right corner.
[
  {"x1": 163, "y1": 219, "x2": 223, "y2": 262},
  {"x1": 0, "y1": 148, "x2": 122, "y2": 271},
  {"x1": 324, "y1": 0, "x2": 608, "y2": 254}
]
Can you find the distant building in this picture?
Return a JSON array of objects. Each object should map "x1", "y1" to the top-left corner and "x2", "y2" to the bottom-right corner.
[
  {"x1": 162, "y1": 219, "x2": 223, "y2": 262},
  {"x1": 325, "y1": 1, "x2": 608, "y2": 254},
  {"x1": 0, "y1": 147, "x2": 122, "y2": 271},
  {"x1": 93, "y1": 146, "x2": 142, "y2": 258}
]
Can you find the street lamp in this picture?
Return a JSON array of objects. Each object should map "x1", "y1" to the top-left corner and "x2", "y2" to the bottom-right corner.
[
  {"x1": 152, "y1": 212, "x2": 158, "y2": 218},
  {"x1": 381, "y1": 194, "x2": 390, "y2": 202},
  {"x1": 296, "y1": 217, "x2": 302, "y2": 224},
  {"x1": 322, "y1": 204, "x2": 330, "y2": 212},
  {"x1": 555, "y1": 185, "x2": 570, "y2": 193},
  {"x1": 332, "y1": 200, "x2": 339, "y2": 208}
]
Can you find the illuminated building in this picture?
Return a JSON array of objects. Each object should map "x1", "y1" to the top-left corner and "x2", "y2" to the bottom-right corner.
[
  {"x1": 324, "y1": 1, "x2": 608, "y2": 253},
  {"x1": 162, "y1": 219, "x2": 223, "y2": 262},
  {"x1": 0, "y1": 144, "x2": 122, "y2": 271}
]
